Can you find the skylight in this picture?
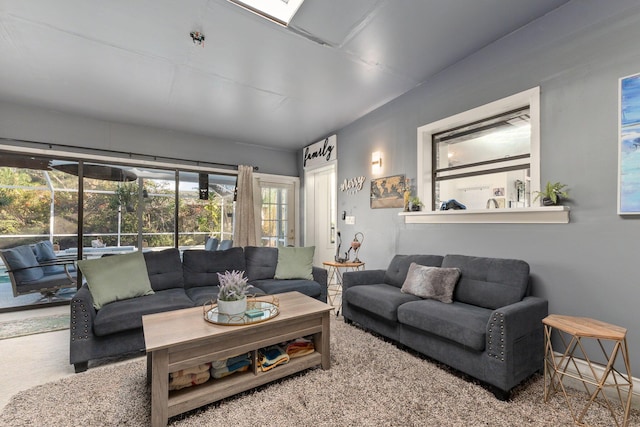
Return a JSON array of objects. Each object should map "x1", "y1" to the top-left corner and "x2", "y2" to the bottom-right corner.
[{"x1": 227, "y1": 0, "x2": 305, "y2": 26}]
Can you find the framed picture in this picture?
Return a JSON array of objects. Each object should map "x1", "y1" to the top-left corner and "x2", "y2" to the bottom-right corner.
[
  {"x1": 370, "y1": 174, "x2": 405, "y2": 209},
  {"x1": 618, "y1": 72, "x2": 640, "y2": 214}
]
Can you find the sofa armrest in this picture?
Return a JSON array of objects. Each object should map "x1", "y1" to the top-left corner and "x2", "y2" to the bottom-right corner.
[
  {"x1": 312, "y1": 266, "x2": 328, "y2": 303},
  {"x1": 342, "y1": 269, "x2": 386, "y2": 292},
  {"x1": 487, "y1": 296, "x2": 548, "y2": 362},
  {"x1": 70, "y1": 284, "x2": 98, "y2": 370}
]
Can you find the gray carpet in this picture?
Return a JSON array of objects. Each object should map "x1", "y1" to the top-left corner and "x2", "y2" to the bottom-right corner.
[{"x1": 1, "y1": 318, "x2": 638, "y2": 427}]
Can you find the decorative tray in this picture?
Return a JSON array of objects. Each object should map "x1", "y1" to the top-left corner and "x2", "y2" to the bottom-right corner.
[{"x1": 203, "y1": 295, "x2": 280, "y2": 326}]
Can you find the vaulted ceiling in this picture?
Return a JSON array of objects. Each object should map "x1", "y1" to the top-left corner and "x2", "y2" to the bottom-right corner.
[{"x1": 0, "y1": 0, "x2": 570, "y2": 151}]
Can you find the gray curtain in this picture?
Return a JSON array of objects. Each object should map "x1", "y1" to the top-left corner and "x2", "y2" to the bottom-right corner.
[{"x1": 233, "y1": 165, "x2": 258, "y2": 247}]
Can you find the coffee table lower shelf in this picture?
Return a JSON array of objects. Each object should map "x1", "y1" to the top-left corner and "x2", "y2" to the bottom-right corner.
[
  {"x1": 167, "y1": 352, "x2": 322, "y2": 417},
  {"x1": 143, "y1": 291, "x2": 332, "y2": 427}
]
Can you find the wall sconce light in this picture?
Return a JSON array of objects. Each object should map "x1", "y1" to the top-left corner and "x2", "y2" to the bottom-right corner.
[{"x1": 371, "y1": 151, "x2": 382, "y2": 174}]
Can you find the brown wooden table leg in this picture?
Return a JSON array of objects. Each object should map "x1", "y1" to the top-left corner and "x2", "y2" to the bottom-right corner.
[{"x1": 150, "y1": 349, "x2": 169, "y2": 427}]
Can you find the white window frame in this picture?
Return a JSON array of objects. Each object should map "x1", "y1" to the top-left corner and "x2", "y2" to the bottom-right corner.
[
  {"x1": 407, "y1": 87, "x2": 567, "y2": 223},
  {"x1": 417, "y1": 87, "x2": 541, "y2": 210}
]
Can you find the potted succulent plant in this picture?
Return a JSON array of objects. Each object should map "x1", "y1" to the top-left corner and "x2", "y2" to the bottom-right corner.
[
  {"x1": 216, "y1": 270, "x2": 252, "y2": 315},
  {"x1": 533, "y1": 181, "x2": 569, "y2": 206},
  {"x1": 409, "y1": 196, "x2": 424, "y2": 211}
]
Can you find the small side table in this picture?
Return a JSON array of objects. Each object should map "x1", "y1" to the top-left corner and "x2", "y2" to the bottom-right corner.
[
  {"x1": 322, "y1": 261, "x2": 365, "y2": 316},
  {"x1": 542, "y1": 314, "x2": 633, "y2": 427}
]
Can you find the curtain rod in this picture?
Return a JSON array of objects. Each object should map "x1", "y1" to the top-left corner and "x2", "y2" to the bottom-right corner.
[{"x1": 0, "y1": 137, "x2": 259, "y2": 171}]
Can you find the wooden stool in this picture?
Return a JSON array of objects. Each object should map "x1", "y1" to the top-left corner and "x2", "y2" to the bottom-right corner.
[{"x1": 542, "y1": 314, "x2": 633, "y2": 426}]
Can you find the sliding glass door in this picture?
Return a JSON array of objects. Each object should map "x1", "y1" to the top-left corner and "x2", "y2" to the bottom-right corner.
[
  {"x1": 177, "y1": 171, "x2": 236, "y2": 248},
  {"x1": 0, "y1": 151, "x2": 238, "y2": 309}
]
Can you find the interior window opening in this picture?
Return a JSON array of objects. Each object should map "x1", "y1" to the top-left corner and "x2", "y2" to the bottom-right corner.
[{"x1": 417, "y1": 87, "x2": 540, "y2": 213}]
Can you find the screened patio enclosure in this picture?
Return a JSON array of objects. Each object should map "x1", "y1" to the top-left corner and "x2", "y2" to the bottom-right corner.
[{"x1": 0, "y1": 152, "x2": 237, "y2": 310}]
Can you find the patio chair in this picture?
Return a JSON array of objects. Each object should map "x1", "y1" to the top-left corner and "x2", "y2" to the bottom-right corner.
[
  {"x1": 204, "y1": 237, "x2": 219, "y2": 251},
  {"x1": 218, "y1": 239, "x2": 233, "y2": 251},
  {"x1": 0, "y1": 241, "x2": 77, "y2": 302}
]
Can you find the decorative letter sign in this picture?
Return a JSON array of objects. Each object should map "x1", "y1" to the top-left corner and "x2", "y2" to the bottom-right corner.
[
  {"x1": 303, "y1": 135, "x2": 337, "y2": 169},
  {"x1": 340, "y1": 176, "x2": 366, "y2": 194}
]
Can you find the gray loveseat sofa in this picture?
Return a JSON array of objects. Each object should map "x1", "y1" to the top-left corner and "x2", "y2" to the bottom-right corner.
[
  {"x1": 341, "y1": 254, "x2": 547, "y2": 399},
  {"x1": 70, "y1": 246, "x2": 327, "y2": 372}
]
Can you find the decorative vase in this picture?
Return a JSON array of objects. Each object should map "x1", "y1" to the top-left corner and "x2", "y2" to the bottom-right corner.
[
  {"x1": 542, "y1": 197, "x2": 556, "y2": 206},
  {"x1": 217, "y1": 296, "x2": 247, "y2": 315}
]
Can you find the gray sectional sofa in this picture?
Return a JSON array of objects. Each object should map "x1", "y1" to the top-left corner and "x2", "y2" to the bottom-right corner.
[
  {"x1": 341, "y1": 254, "x2": 548, "y2": 399},
  {"x1": 70, "y1": 246, "x2": 327, "y2": 372}
]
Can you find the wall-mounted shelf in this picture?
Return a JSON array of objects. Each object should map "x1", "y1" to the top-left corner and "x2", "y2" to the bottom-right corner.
[{"x1": 399, "y1": 206, "x2": 570, "y2": 224}]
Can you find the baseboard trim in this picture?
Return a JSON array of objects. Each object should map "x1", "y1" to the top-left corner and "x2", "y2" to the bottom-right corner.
[{"x1": 551, "y1": 351, "x2": 639, "y2": 410}]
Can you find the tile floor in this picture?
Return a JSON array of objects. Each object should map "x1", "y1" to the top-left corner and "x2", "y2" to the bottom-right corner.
[
  {"x1": 0, "y1": 304, "x2": 146, "y2": 411},
  {"x1": 0, "y1": 305, "x2": 77, "y2": 409}
]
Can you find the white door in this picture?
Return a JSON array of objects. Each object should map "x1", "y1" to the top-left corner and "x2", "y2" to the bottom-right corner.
[
  {"x1": 257, "y1": 178, "x2": 297, "y2": 247},
  {"x1": 304, "y1": 164, "x2": 336, "y2": 267}
]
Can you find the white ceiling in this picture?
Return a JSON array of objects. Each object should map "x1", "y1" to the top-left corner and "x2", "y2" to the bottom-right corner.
[{"x1": 0, "y1": 0, "x2": 570, "y2": 151}]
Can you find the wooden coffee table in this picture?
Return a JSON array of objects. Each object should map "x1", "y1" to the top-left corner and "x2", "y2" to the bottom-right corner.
[{"x1": 143, "y1": 291, "x2": 332, "y2": 427}]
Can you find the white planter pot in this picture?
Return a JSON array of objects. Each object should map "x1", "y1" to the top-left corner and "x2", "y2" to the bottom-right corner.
[{"x1": 217, "y1": 297, "x2": 247, "y2": 315}]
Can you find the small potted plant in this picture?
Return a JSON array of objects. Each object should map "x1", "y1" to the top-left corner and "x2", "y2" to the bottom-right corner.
[
  {"x1": 533, "y1": 181, "x2": 569, "y2": 206},
  {"x1": 409, "y1": 196, "x2": 424, "y2": 211},
  {"x1": 217, "y1": 270, "x2": 252, "y2": 315}
]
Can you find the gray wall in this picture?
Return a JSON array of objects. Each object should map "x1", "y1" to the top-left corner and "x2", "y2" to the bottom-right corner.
[
  {"x1": 336, "y1": 0, "x2": 640, "y2": 374},
  {"x1": 0, "y1": 101, "x2": 297, "y2": 176}
]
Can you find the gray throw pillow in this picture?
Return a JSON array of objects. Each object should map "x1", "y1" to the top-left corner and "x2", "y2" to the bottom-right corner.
[{"x1": 401, "y1": 262, "x2": 461, "y2": 303}]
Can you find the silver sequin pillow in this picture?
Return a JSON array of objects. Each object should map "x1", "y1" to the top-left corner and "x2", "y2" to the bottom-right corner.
[{"x1": 401, "y1": 262, "x2": 461, "y2": 303}]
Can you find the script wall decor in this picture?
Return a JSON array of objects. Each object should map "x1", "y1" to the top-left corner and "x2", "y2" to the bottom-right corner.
[{"x1": 340, "y1": 176, "x2": 366, "y2": 194}]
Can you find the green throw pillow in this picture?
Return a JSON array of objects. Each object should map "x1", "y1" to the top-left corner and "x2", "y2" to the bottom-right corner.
[
  {"x1": 274, "y1": 246, "x2": 315, "y2": 280},
  {"x1": 78, "y1": 251, "x2": 154, "y2": 310}
]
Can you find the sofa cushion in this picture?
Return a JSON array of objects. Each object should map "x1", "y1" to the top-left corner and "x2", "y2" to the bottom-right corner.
[
  {"x1": 244, "y1": 246, "x2": 277, "y2": 281},
  {"x1": 250, "y1": 279, "x2": 321, "y2": 299},
  {"x1": 182, "y1": 247, "x2": 246, "y2": 289},
  {"x1": 442, "y1": 255, "x2": 529, "y2": 309},
  {"x1": 32, "y1": 240, "x2": 71, "y2": 275},
  {"x1": 9, "y1": 272, "x2": 75, "y2": 294},
  {"x1": 186, "y1": 285, "x2": 220, "y2": 306},
  {"x1": 397, "y1": 300, "x2": 491, "y2": 351},
  {"x1": 78, "y1": 251, "x2": 154, "y2": 310},
  {"x1": 345, "y1": 283, "x2": 420, "y2": 321},
  {"x1": 143, "y1": 248, "x2": 184, "y2": 291},
  {"x1": 3, "y1": 245, "x2": 44, "y2": 283},
  {"x1": 33, "y1": 240, "x2": 57, "y2": 262},
  {"x1": 93, "y1": 288, "x2": 194, "y2": 336},
  {"x1": 401, "y1": 263, "x2": 460, "y2": 303},
  {"x1": 274, "y1": 246, "x2": 315, "y2": 280},
  {"x1": 33, "y1": 240, "x2": 76, "y2": 276},
  {"x1": 383, "y1": 255, "x2": 444, "y2": 288}
]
